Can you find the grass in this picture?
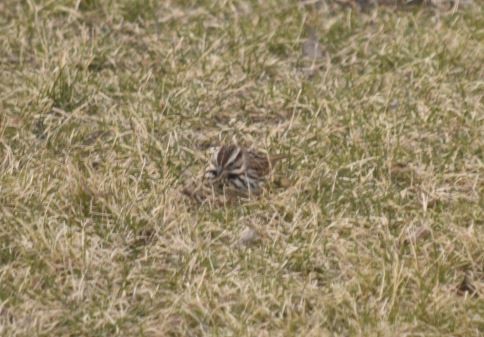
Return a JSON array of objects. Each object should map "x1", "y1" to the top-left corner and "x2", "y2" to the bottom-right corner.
[{"x1": 0, "y1": 0, "x2": 483, "y2": 336}]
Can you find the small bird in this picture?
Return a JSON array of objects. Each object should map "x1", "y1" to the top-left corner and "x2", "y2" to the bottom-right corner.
[{"x1": 204, "y1": 144, "x2": 285, "y2": 196}]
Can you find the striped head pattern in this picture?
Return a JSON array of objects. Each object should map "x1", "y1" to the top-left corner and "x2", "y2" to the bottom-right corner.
[{"x1": 204, "y1": 145, "x2": 282, "y2": 195}]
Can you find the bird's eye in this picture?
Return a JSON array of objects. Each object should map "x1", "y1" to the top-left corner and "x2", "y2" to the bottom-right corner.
[
  {"x1": 204, "y1": 170, "x2": 218, "y2": 179},
  {"x1": 205, "y1": 169, "x2": 222, "y2": 179}
]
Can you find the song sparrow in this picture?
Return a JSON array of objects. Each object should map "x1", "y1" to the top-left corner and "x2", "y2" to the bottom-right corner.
[{"x1": 204, "y1": 144, "x2": 285, "y2": 196}]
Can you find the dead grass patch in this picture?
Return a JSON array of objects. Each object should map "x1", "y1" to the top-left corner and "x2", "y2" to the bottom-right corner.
[{"x1": 1, "y1": 0, "x2": 483, "y2": 336}]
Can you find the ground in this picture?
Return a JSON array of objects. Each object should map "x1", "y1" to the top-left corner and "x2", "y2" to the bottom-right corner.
[{"x1": 0, "y1": 0, "x2": 483, "y2": 336}]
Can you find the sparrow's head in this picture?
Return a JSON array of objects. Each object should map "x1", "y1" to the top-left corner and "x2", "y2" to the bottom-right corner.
[{"x1": 204, "y1": 145, "x2": 244, "y2": 182}]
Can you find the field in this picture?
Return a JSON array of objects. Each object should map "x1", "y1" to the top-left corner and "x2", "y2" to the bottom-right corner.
[{"x1": 0, "y1": 0, "x2": 483, "y2": 336}]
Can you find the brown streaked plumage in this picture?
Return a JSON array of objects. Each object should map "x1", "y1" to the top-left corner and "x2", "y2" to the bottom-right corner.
[{"x1": 204, "y1": 145, "x2": 285, "y2": 195}]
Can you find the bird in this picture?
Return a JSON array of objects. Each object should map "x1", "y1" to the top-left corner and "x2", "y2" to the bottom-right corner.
[{"x1": 203, "y1": 144, "x2": 285, "y2": 196}]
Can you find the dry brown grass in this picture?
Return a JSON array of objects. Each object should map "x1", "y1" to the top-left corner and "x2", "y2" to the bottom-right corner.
[{"x1": 0, "y1": 0, "x2": 483, "y2": 336}]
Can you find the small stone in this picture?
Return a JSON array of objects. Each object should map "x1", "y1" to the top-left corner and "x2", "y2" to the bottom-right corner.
[
  {"x1": 389, "y1": 99, "x2": 400, "y2": 110},
  {"x1": 274, "y1": 177, "x2": 291, "y2": 188},
  {"x1": 302, "y1": 31, "x2": 324, "y2": 61},
  {"x1": 239, "y1": 227, "x2": 261, "y2": 247}
]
